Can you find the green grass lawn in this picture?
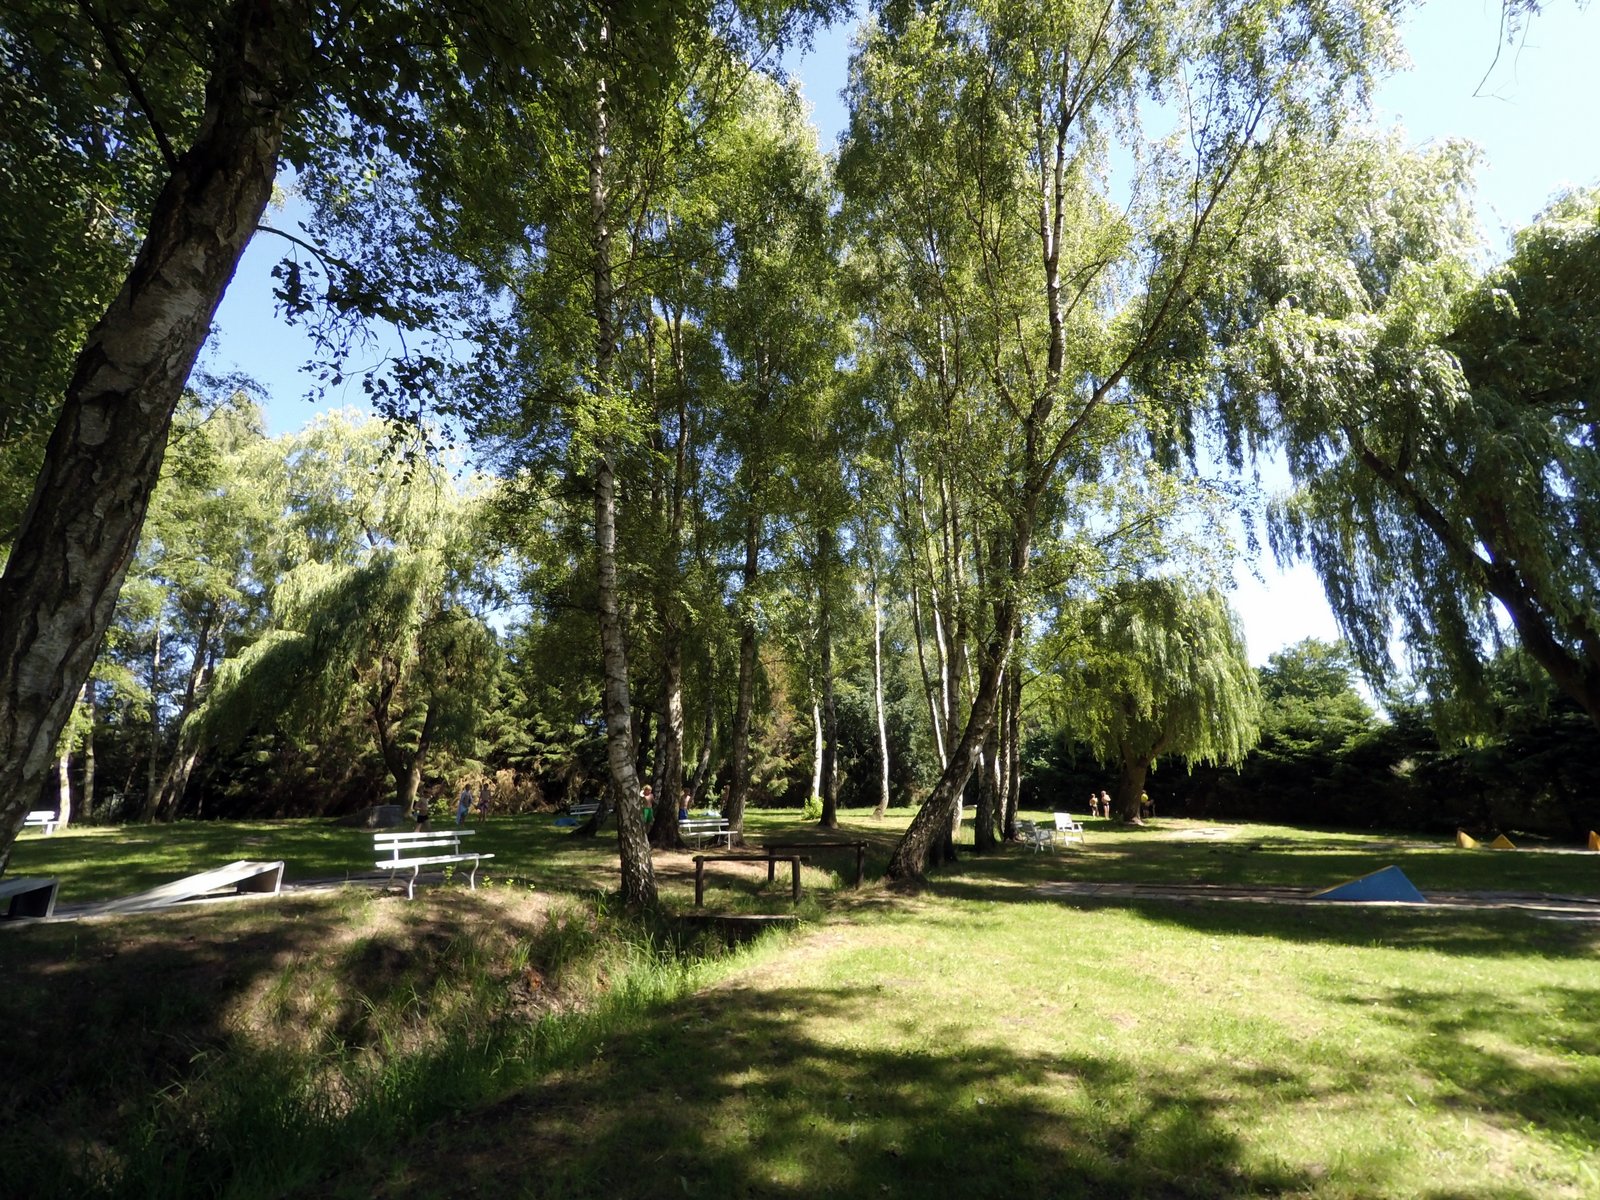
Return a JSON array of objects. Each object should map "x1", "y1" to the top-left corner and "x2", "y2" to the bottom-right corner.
[
  {"x1": 4, "y1": 810, "x2": 1598, "y2": 1198},
  {"x1": 11, "y1": 809, "x2": 1596, "y2": 907}
]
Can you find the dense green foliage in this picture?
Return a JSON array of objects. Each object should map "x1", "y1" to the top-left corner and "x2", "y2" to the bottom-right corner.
[
  {"x1": 1211, "y1": 136, "x2": 1600, "y2": 732},
  {"x1": 6, "y1": 0, "x2": 1599, "y2": 882}
]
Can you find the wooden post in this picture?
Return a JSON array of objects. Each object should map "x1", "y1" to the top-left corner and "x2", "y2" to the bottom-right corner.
[
  {"x1": 791, "y1": 856, "x2": 801, "y2": 905},
  {"x1": 767, "y1": 856, "x2": 777, "y2": 884},
  {"x1": 854, "y1": 841, "x2": 865, "y2": 888},
  {"x1": 694, "y1": 857, "x2": 705, "y2": 907}
]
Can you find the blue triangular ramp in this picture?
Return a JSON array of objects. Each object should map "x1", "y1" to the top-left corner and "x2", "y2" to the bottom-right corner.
[{"x1": 1313, "y1": 865, "x2": 1425, "y2": 903}]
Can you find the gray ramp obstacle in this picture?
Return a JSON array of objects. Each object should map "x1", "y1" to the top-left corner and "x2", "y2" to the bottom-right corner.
[
  {"x1": 1313, "y1": 865, "x2": 1426, "y2": 904},
  {"x1": 0, "y1": 876, "x2": 60, "y2": 919},
  {"x1": 84, "y1": 860, "x2": 284, "y2": 916}
]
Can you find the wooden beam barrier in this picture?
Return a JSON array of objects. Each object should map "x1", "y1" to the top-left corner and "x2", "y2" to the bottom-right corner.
[
  {"x1": 693, "y1": 854, "x2": 808, "y2": 906},
  {"x1": 762, "y1": 840, "x2": 867, "y2": 888}
]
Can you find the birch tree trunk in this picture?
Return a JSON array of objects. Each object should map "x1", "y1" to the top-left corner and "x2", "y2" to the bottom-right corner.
[
  {"x1": 588, "y1": 37, "x2": 656, "y2": 906},
  {"x1": 56, "y1": 749, "x2": 72, "y2": 830},
  {"x1": 1003, "y1": 665, "x2": 1021, "y2": 840},
  {"x1": 649, "y1": 634, "x2": 686, "y2": 847},
  {"x1": 810, "y1": 700, "x2": 824, "y2": 802},
  {"x1": 887, "y1": 514, "x2": 1035, "y2": 880},
  {"x1": 82, "y1": 687, "x2": 96, "y2": 821},
  {"x1": 818, "y1": 528, "x2": 839, "y2": 828},
  {"x1": 146, "y1": 626, "x2": 162, "y2": 814},
  {"x1": 0, "y1": 0, "x2": 307, "y2": 870},
  {"x1": 871, "y1": 561, "x2": 891, "y2": 820},
  {"x1": 725, "y1": 510, "x2": 760, "y2": 834},
  {"x1": 151, "y1": 602, "x2": 215, "y2": 820}
]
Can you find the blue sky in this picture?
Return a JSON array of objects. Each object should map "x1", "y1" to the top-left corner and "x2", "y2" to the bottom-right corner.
[{"x1": 202, "y1": 1, "x2": 1599, "y2": 665}]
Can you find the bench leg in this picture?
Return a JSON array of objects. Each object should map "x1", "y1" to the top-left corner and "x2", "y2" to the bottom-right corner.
[
  {"x1": 407, "y1": 865, "x2": 419, "y2": 901},
  {"x1": 854, "y1": 844, "x2": 864, "y2": 888},
  {"x1": 695, "y1": 859, "x2": 705, "y2": 907},
  {"x1": 466, "y1": 859, "x2": 480, "y2": 891},
  {"x1": 791, "y1": 857, "x2": 801, "y2": 906},
  {"x1": 768, "y1": 857, "x2": 777, "y2": 884}
]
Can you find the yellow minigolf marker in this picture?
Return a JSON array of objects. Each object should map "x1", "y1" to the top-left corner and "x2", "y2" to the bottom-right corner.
[
  {"x1": 1489, "y1": 834, "x2": 1516, "y2": 850},
  {"x1": 1588, "y1": 830, "x2": 1599, "y2": 852},
  {"x1": 1456, "y1": 829, "x2": 1480, "y2": 849}
]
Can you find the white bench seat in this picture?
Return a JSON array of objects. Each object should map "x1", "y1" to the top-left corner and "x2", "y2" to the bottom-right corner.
[
  {"x1": 23, "y1": 810, "x2": 59, "y2": 836},
  {"x1": 680, "y1": 817, "x2": 732, "y2": 848},
  {"x1": 374, "y1": 830, "x2": 492, "y2": 900}
]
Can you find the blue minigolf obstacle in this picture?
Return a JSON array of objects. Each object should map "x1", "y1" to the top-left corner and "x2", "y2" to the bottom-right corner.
[{"x1": 1313, "y1": 865, "x2": 1426, "y2": 904}]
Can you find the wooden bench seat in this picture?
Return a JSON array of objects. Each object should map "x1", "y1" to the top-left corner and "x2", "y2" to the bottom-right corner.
[{"x1": 374, "y1": 830, "x2": 492, "y2": 900}]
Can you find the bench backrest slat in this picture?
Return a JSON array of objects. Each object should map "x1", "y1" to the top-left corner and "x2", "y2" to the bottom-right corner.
[{"x1": 375, "y1": 830, "x2": 475, "y2": 859}]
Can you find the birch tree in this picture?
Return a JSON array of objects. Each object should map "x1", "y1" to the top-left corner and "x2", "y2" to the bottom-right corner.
[{"x1": 840, "y1": 0, "x2": 1403, "y2": 878}]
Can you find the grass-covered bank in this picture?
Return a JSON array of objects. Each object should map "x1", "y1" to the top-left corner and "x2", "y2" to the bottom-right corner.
[
  {"x1": 1, "y1": 887, "x2": 785, "y2": 1198},
  {"x1": 4, "y1": 813, "x2": 1598, "y2": 1197}
]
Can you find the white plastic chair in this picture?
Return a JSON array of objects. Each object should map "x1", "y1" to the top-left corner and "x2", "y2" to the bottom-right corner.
[{"x1": 1053, "y1": 811, "x2": 1086, "y2": 847}]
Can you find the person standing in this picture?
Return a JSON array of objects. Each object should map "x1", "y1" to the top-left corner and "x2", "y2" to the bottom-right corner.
[{"x1": 456, "y1": 783, "x2": 473, "y2": 826}]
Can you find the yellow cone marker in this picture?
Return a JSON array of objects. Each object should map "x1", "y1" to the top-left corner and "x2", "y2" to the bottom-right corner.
[
  {"x1": 1588, "y1": 830, "x2": 1599, "y2": 852},
  {"x1": 1456, "y1": 829, "x2": 1480, "y2": 849},
  {"x1": 1489, "y1": 834, "x2": 1516, "y2": 850}
]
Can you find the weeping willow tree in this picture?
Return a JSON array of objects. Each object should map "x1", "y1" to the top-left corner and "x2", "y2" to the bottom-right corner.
[
  {"x1": 198, "y1": 554, "x2": 497, "y2": 811},
  {"x1": 1211, "y1": 138, "x2": 1600, "y2": 733},
  {"x1": 1043, "y1": 578, "x2": 1260, "y2": 821},
  {"x1": 193, "y1": 417, "x2": 499, "y2": 811}
]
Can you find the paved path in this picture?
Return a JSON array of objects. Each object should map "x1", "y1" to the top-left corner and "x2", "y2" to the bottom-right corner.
[{"x1": 1036, "y1": 879, "x2": 1600, "y2": 922}]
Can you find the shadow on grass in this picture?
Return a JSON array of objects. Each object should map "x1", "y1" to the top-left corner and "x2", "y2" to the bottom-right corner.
[
  {"x1": 328, "y1": 982, "x2": 1333, "y2": 1200},
  {"x1": 1350, "y1": 983, "x2": 1600, "y2": 1157},
  {"x1": 0, "y1": 890, "x2": 557, "y2": 1197}
]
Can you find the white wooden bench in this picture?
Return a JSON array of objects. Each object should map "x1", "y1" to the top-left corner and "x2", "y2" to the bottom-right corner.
[
  {"x1": 1053, "y1": 812, "x2": 1086, "y2": 847},
  {"x1": 0, "y1": 876, "x2": 59, "y2": 918},
  {"x1": 374, "y1": 830, "x2": 492, "y2": 900},
  {"x1": 23, "y1": 810, "x2": 59, "y2": 835},
  {"x1": 556, "y1": 803, "x2": 604, "y2": 827},
  {"x1": 680, "y1": 817, "x2": 732, "y2": 848}
]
